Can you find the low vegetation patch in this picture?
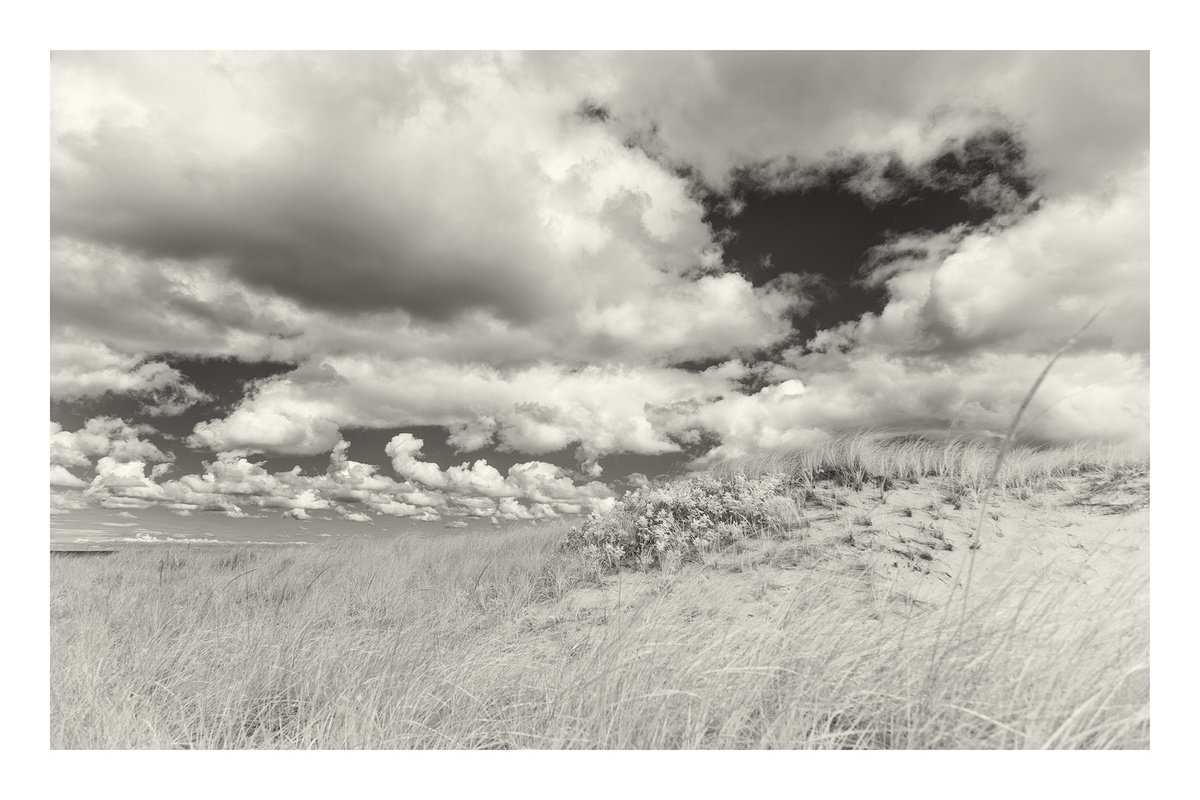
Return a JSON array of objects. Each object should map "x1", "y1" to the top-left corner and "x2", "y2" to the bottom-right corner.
[{"x1": 567, "y1": 472, "x2": 793, "y2": 570}]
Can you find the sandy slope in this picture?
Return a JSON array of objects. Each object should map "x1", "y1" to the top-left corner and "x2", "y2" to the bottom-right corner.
[{"x1": 518, "y1": 471, "x2": 1149, "y2": 652}]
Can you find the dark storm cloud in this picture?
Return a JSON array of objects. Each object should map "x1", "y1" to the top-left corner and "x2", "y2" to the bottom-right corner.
[
  {"x1": 51, "y1": 52, "x2": 1145, "y2": 333},
  {"x1": 51, "y1": 53, "x2": 762, "y2": 331},
  {"x1": 52, "y1": 114, "x2": 562, "y2": 322}
]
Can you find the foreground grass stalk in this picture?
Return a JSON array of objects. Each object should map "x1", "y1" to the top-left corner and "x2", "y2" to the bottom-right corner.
[{"x1": 950, "y1": 310, "x2": 1103, "y2": 631}]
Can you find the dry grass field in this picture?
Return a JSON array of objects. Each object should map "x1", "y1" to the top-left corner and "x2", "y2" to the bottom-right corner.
[{"x1": 50, "y1": 436, "x2": 1149, "y2": 749}]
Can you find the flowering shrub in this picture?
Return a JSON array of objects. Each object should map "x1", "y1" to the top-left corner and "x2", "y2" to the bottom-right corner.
[{"x1": 567, "y1": 472, "x2": 792, "y2": 571}]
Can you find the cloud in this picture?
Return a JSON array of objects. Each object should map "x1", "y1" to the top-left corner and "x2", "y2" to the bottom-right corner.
[
  {"x1": 50, "y1": 239, "x2": 305, "y2": 363},
  {"x1": 383, "y1": 433, "x2": 615, "y2": 512},
  {"x1": 62, "y1": 432, "x2": 614, "y2": 525},
  {"x1": 190, "y1": 359, "x2": 741, "y2": 460},
  {"x1": 682, "y1": 350, "x2": 1148, "y2": 464},
  {"x1": 51, "y1": 492, "x2": 90, "y2": 514},
  {"x1": 137, "y1": 168, "x2": 1152, "y2": 468},
  {"x1": 50, "y1": 465, "x2": 87, "y2": 489},
  {"x1": 385, "y1": 433, "x2": 449, "y2": 488},
  {"x1": 51, "y1": 340, "x2": 208, "y2": 414},
  {"x1": 375, "y1": 501, "x2": 426, "y2": 519},
  {"x1": 52, "y1": 53, "x2": 717, "y2": 324},
  {"x1": 663, "y1": 164, "x2": 1148, "y2": 456},
  {"x1": 842, "y1": 169, "x2": 1149, "y2": 358},
  {"x1": 50, "y1": 417, "x2": 170, "y2": 468},
  {"x1": 50, "y1": 52, "x2": 826, "y2": 393},
  {"x1": 89, "y1": 456, "x2": 161, "y2": 489},
  {"x1": 189, "y1": 408, "x2": 342, "y2": 457}
]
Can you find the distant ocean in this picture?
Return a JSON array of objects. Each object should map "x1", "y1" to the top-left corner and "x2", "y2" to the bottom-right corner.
[{"x1": 49, "y1": 505, "x2": 524, "y2": 550}]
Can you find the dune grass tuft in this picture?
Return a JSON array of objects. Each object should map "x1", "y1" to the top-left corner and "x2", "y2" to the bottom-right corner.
[{"x1": 716, "y1": 432, "x2": 1148, "y2": 496}]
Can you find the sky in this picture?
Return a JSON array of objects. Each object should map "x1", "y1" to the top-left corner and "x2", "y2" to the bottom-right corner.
[{"x1": 49, "y1": 51, "x2": 1149, "y2": 541}]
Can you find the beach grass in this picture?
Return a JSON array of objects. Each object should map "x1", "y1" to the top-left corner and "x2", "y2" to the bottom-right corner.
[{"x1": 50, "y1": 436, "x2": 1149, "y2": 749}]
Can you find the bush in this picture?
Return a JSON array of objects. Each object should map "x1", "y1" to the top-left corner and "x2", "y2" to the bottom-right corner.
[{"x1": 567, "y1": 472, "x2": 791, "y2": 570}]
